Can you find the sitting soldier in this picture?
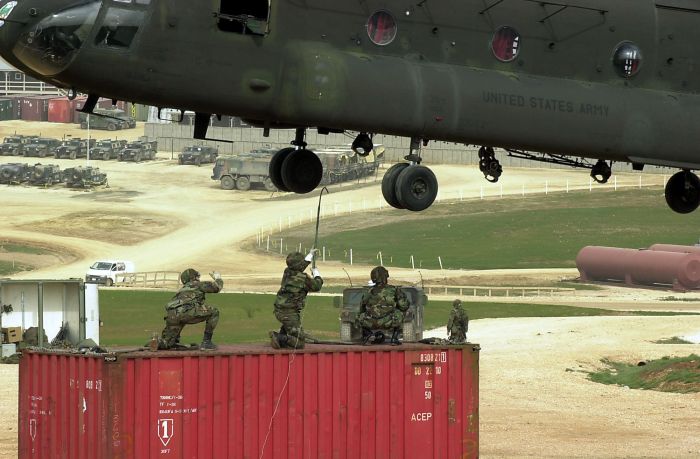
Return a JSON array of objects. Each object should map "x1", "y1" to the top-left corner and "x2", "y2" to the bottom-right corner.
[
  {"x1": 356, "y1": 266, "x2": 409, "y2": 345},
  {"x1": 447, "y1": 299, "x2": 469, "y2": 344},
  {"x1": 158, "y1": 268, "x2": 222, "y2": 350}
]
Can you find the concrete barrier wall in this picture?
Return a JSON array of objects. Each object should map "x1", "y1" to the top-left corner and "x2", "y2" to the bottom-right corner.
[{"x1": 146, "y1": 123, "x2": 675, "y2": 174}]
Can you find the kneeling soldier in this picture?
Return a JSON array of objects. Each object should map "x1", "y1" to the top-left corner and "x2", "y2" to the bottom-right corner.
[
  {"x1": 357, "y1": 266, "x2": 409, "y2": 345},
  {"x1": 159, "y1": 268, "x2": 223, "y2": 350}
]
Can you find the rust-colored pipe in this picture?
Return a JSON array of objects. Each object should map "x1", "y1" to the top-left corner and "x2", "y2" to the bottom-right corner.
[{"x1": 576, "y1": 246, "x2": 700, "y2": 291}]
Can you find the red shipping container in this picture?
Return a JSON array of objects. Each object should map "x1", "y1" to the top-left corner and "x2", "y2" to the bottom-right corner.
[
  {"x1": 19, "y1": 344, "x2": 479, "y2": 458},
  {"x1": 48, "y1": 98, "x2": 76, "y2": 123},
  {"x1": 20, "y1": 95, "x2": 57, "y2": 122}
]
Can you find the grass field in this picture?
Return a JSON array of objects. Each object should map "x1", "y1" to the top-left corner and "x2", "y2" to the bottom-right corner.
[
  {"x1": 588, "y1": 354, "x2": 700, "y2": 393},
  {"x1": 0, "y1": 261, "x2": 30, "y2": 276},
  {"x1": 99, "y1": 290, "x2": 695, "y2": 346},
  {"x1": 263, "y1": 188, "x2": 700, "y2": 270}
]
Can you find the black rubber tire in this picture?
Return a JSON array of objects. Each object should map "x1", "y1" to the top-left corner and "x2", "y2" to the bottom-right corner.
[
  {"x1": 105, "y1": 278, "x2": 113, "y2": 287},
  {"x1": 80, "y1": 122, "x2": 87, "y2": 129},
  {"x1": 381, "y1": 163, "x2": 410, "y2": 209},
  {"x1": 236, "y1": 176, "x2": 251, "y2": 191},
  {"x1": 107, "y1": 123, "x2": 117, "y2": 131},
  {"x1": 395, "y1": 165, "x2": 439, "y2": 212},
  {"x1": 269, "y1": 147, "x2": 295, "y2": 192},
  {"x1": 665, "y1": 171, "x2": 700, "y2": 214},
  {"x1": 70, "y1": 151, "x2": 76, "y2": 160},
  {"x1": 220, "y1": 176, "x2": 235, "y2": 190},
  {"x1": 281, "y1": 148, "x2": 323, "y2": 194}
]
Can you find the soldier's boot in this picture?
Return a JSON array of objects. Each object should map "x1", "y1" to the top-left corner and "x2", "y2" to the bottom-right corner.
[
  {"x1": 269, "y1": 331, "x2": 281, "y2": 349},
  {"x1": 286, "y1": 334, "x2": 305, "y2": 349},
  {"x1": 390, "y1": 329, "x2": 401, "y2": 346},
  {"x1": 374, "y1": 331, "x2": 386, "y2": 344},
  {"x1": 200, "y1": 331, "x2": 217, "y2": 350},
  {"x1": 361, "y1": 328, "x2": 375, "y2": 345}
]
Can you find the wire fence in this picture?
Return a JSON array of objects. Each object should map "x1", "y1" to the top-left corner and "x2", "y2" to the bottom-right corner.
[{"x1": 253, "y1": 172, "x2": 669, "y2": 267}]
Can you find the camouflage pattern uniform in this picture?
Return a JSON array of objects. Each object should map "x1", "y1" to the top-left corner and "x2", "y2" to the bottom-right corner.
[
  {"x1": 271, "y1": 252, "x2": 323, "y2": 349},
  {"x1": 357, "y1": 266, "x2": 409, "y2": 345},
  {"x1": 447, "y1": 299, "x2": 469, "y2": 344},
  {"x1": 159, "y1": 268, "x2": 222, "y2": 350}
]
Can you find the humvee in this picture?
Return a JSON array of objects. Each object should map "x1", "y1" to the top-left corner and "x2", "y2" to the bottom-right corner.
[
  {"x1": 0, "y1": 135, "x2": 33, "y2": 156},
  {"x1": 336, "y1": 286, "x2": 427, "y2": 344},
  {"x1": 26, "y1": 164, "x2": 63, "y2": 186},
  {"x1": 91, "y1": 139, "x2": 127, "y2": 160},
  {"x1": 211, "y1": 155, "x2": 276, "y2": 191},
  {"x1": 79, "y1": 108, "x2": 134, "y2": 131},
  {"x1": 54, "y1": 138, "x2": 96, "y2": 160},
  {"x1": 64, "y1": 166, "x2": 108, "y2": 188},
  {"x1": 118, "y1": 140, "x2": 157, "y2": 162},
  {"x1": 178, "y1": 145, "x2": 219, "y2": 165},
  {"x1": 23, "y1": 138, "x2": 61, "y2": 158},
  {"x1": 0, "y1": 163, "x2": 30, "y2": 184}
]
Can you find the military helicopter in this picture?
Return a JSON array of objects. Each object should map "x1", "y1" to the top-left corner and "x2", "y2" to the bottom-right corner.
[{"x1": 0, "y1": 0, "x2": 699, "y2": 213}]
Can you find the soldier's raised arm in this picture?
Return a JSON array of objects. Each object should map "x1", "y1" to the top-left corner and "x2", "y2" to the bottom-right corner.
[
  {"x1": 305, "y1": 269, "x2": 323, "y2": 292},
  {"x1": 199, "y1": 271, "x2": 223, "y2": 293}
]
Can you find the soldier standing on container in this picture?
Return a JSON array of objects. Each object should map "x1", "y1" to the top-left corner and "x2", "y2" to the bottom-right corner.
[
  {"x1": 270, "y1": 250, "x2": 323, "y2": 349},
  {"x1": 447, "y1": 299, "x2": 469, "y2": 344},
  {"x1": 357, "y1": 266, "x2": 409, "y2": 345},
  {"x1": 158, "y1": 268, "x2": 222, "y2": 350}
]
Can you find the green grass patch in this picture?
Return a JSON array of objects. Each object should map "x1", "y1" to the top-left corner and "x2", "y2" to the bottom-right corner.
[
  {"x1": 588, "y1": 354, "x2": 700, "y2": 393},
  {"x1": 654, "y1": 337, "x2": 694, "y2": 344},
  {"x1": 99, "y1": 290, "x2": 697, "y2": 346},
  {"x1": 0, "y1": 243, "x2": 49, "y2": 255},
  {"x1": 261, "y1": 188, "x2": 700, "y2": 270},
  {"x1": 0, "y1": 260, "x2": 31, "y2": 276}
]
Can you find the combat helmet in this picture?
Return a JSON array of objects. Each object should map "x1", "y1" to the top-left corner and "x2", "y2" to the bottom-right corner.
[
  {"x1": 370, "y1": 266, "x2": 389, "y2": 285},
  {"x1": 286, "y1": 252, "x2": 309, "y2": 271},
  {"x1": 452, "y1": 299, "x2": 463, "y2": 308},
  {"x1": 180, "y1": 268, "x2": 200, "y2": 284}
]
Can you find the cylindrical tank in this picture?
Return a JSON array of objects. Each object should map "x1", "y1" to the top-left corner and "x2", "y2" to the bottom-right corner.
[
  {"x1": 648, "y1": 243, "x2": 700, "y2": 254},
  {"x1": 576, "y1": 246, "x2": 700, "y2": 290},
  {"x1": 19, "y1": 344, "x2": 479, "y2": 459}
]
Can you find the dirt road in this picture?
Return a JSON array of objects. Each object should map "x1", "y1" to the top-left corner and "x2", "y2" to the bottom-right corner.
[{"x1": 1, "y1": 120, "x2": 699, "y2": 458}]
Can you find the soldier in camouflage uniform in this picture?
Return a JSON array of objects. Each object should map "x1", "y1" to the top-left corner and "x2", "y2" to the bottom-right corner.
[
  {"x1": 356, "y1": 266, "x2": 409, "y2": 345},
  {"x1": 159, "y1": 268, "x2": 223, "y2": 350},
  {"x1": 447, "y1": 299, "x2": 469, "y2": 344},
  {"x1": 270, "y1": 251, "x2": 323, "y2": 349}
]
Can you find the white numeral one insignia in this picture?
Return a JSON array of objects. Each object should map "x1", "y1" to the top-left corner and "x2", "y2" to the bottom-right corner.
[{"x1": 158, "y1": 419, "x2": 174, "y2": 446}]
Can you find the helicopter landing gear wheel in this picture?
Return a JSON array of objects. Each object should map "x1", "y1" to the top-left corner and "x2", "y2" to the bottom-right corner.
[
  {"x1": 269, "y1": 147, "x2": 295, "y2": 192},
  {"x1": 381, "y1": 163, "x2": 410, "y2": 209},
  {"x1": 665, "y1": 170, "x2": 700, "y2": 214},
  {"x1": 280, "y1": 148, "x2": 323, "y2": 193},
  {"x1": 395, "y1": 165, "x2": 438, "y2": 212}
]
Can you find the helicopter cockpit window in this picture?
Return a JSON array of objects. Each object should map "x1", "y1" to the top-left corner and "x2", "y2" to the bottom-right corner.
[
  {"x1": 217, "y1": 0, "x2": 270, "y2": 35},
  {"x1": 367, "y1": 10, "x2": 397, "y2": 46},
  {"x1": 491, "y1": 26, "x2": 520, "y2": 62},
  {"x1": 612, "y1": 42, "x2": 642, "y2": 78},
  {"x1": 95, "y1": 7, "x2": 145, "y2": 48}
]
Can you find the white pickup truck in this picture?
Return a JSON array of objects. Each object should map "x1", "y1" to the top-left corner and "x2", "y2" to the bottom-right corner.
[{"x1": 85, "y1": 260, "x2": 135, "y2": 286}]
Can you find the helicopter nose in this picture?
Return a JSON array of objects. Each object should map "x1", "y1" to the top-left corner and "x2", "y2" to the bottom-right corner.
[{"x1": 0, "y1": 0, "x2": 101, "y2": 77}]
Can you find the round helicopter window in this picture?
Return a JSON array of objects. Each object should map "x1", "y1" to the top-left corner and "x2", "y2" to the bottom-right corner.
[
  {"x1": 367, "y1": 10, "x2": 397, "y2": 46},
  {"x1": 612, "y1": 42, "x2": 642, "y2": 78},
  {"x1": 491, "y1": 26, "x2": 520, "y2": 62}
]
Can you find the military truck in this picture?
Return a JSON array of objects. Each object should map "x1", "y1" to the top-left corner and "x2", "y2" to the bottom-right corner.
[
  {"x1": 26, "y1": 164, "x2": 63, "y2": 186},
  {"x1": 117, "y1": 140, "x2": 157, "y2": 162},
  {"x1": 316, "y1": 147, "x2": 382, "y2": 185},
  {"x1": 91, "y1": 139, "x2": 127, "y2": 160},
  {"x1": 79, "y1": 108, "x2": 135, "y2": 131},
  {"x1": 0, "y1": 163, "x2": 30, "y2": 184},
  {"x1": 0, "y1": 135, "x2": 36, "y2": 156},
  {"x1": 23, "y1": 138, "x2": 61, "y2": 158},
  {"x1": 336, "y1": 286, "x2": 427, "y2": 344},
  {"x1": 211, "y1": 155, "x2": 276, "y2": 191},
  {"x1": 63, "y1": 166, "x2": 108, "y2": 188},
  {"x1": 178, "y1": 145, "x2": 219, "y2": 165},
  {"x1": 54, "y1": 138, "x2": 96, "y2": 160}
]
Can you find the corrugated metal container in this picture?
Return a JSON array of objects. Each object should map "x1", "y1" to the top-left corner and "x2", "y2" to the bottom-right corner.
[
  {"x1": 48, "y1": 98, "x2": 76, "y2": 123},
  {"x1": 20, "y1": 95, "x2": 56, "y2": 122},
  {"x1": 576, "y1": 245, "x2": 700, "y2": 290},
  {"x1": 0, "y1": 97, "x2": 14, "y2": 120},
  {"x1": 19, "y1": 343, "x2": 479, "y2": 459}
]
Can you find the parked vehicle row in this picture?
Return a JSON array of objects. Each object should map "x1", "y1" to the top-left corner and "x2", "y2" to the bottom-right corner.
[
  {"x1": 0, "y1": 162, "x2": 107, "y2": 187},
  {"x1": 0, "y1": 135, "x2": 158, "y2": 162}
]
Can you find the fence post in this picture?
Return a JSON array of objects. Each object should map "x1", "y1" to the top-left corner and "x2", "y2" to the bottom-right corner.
[
  {"x1": 378, "y1": 251, "x2": 383, "y2": 266},
  {"x1": 410, "y1": 255, "x2": 415, "y2": 269},
  {"x1": 266, "y1": 235, "x2": 270, "y2": 252},
  {"x1": 545, "y1": 181, "x2": 548, "y2": 195},
  {"x1": 280, "y1": 238, "x2": 283, "y2": 254},
  {"x1": 614, "y1": 176, "x2": 617, "y2": 191},
  {"x1": 350, "y1": 248, "x2": 353, "y2": 265},
  {"x1": 438, "y1": 256, "x2": 443, "y2": 270},
  {"x1": 323, "y1": 246, "x2": 326, "y2": 262},
  {"x1": 589, "y1": 176, "x2": 592, "y2": 192},
  {"x1": 566, "y1": 180, "x2": 569, "y2": 193}
]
